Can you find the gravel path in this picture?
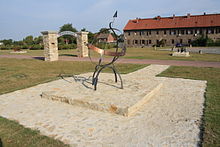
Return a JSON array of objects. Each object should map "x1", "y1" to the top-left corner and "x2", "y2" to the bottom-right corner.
[
  {"x1": 0, "y1": 65, "x2": 207, "y2": 146},
  {"x1": 0, "y1": 54, "x2": 220, "y2": 68}
]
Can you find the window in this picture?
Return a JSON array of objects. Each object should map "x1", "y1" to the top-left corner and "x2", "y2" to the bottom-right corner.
[
  {"x1": 156, "y1": 31, "x2": 159, "y2": 35},
  {"x1": 164, "y1": 30, "x2": 166, "y2": 35},
  {"x1": 128, "y1": 32, "x2": 130, "y2": 36},
  {"x1": 216, "y1": 28, "x2": 220, "y2": 34},
  {"x1": 197, "y1": 30, "x2": 200, "y2": 34},
  {"x1": 134, "y1": 40, "x2": 138, "y2": 44},
  {"x1": 180, "y1": 39, "x2": 183, "y2": 44},
  {"x1": 199, "y1": 29, "x2": 202, "y2": 34},
  {"x1": 156, "y1": 40, "x2": 159, "y2": 44},
  {"x1": 146, "y1": 40, "x2": 148, "y2": 45},
  {"x1": 211, "y1": 29, "x2": 215, "y2": 34},
  {"x1": 149, "y1": 30, "x2": 151, "y2": 35},
  {"x1": 187, "y1": 30, "x2": 191, "y2": 35},
  {"x1": 170, "y1": 30, "x2": 176, "y2": 35},
  {"x1": 172, "y1": 39, "x2": 175, "y2": 44},
  {"x1": 127, "y1": 40, "x2": 130, "y2": 45},
  {"x1": 142, "y1": 40, "x2": 145, "y2": 44},
  {"x1": 188, "y1": 39, "x2": 191, "y2": 44},
  {"x1": 139, "y1": 32, "x2": 142, "y2": 36},
  {"x1": 149, "y1": 40, "x2": 152, "y2": 44},
  {"x1": 181, "y1": 30, "x2": 185, "y2": 35}
]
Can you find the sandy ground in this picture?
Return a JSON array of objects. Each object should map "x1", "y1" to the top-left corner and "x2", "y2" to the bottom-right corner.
[{"x1": 0, "y1": 65, "x2": 207, "y2": 147}]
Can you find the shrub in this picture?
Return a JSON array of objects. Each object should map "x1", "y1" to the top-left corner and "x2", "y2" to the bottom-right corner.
[
  {"x1": 0, "y1": 45, "x2": 12, "y2": 50},
  {"x1": 29, "y1": 44, "x2": 43, "y2": 50},
  {"x1": 58, "y1": 44, "x2": 76, "y2": 50}
]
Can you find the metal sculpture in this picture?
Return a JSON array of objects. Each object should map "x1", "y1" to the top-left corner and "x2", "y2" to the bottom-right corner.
[
  {"x1": 87, "y1": 11, "x2": 126, "y2": 90},
  {"x1": 58, "y1": 31, "x2": 77, "y2": 37}
]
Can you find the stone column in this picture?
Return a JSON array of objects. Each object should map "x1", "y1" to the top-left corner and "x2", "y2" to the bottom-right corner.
[
  {"x1": 41, "y1": 31, "x2": 58, "y2": 61},
  {"x1": 77, "y1": 31, "x2": 89, "y2": 57}
]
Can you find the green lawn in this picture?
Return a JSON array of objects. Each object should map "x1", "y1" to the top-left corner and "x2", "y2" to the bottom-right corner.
[
  {"x1": 1, "y1": 47, "x2": 220, "y2": 62},
  {"x1": 124, "y1": 47, "x2": 220, "y2": 62},
  {"x1": 0, "y1": 58, "x2": 147, "y2": 146},
  {"x1": 158, "y1": 66, "x2": 220, "y2": 147}
]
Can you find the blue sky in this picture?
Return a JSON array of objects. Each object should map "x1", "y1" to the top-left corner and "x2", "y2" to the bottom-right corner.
[{"x1": 0, "y1": 0, "x2": 219, "y2": 40}]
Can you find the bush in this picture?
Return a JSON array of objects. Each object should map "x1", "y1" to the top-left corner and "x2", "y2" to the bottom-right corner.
[
  {"x1": 58, "y1": 44, "x2": 76, "y2": 50},
  {"x1": 29, "y1": 44, "x2": 43, "y2": 50},
  {"x1": 0, "y1": 45, "x2": 12, "y2": 50},
  {"x1": 192, "y1": 35, "x2": 220, "y2": 47},
  {"x1": 96, "y1": 43, "x2": 116, "y2": 49}
]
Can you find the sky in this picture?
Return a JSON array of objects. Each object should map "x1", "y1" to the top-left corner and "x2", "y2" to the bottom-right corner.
[{"x1": 0, "y1": 0, "x2": 219, "y2": 41}]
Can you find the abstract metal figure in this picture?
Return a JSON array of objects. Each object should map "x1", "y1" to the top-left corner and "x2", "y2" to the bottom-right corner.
[{"x1": 87, "y1": 11, "x2": 126, "y2": 90}]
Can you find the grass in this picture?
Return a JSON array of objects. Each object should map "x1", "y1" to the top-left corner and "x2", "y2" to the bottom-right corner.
[
  {"x1": 124, "y1": 47, "x2": 220, "y2": 62},
  {"x1": 158, "y1": 66, "x2": 220, "y2": 147},
  {"x1": 1, "y1": 47, "x2": 220, "y2": 62},
  {"x1": 0, "y1": 58, "x2": 147, "y2": 146},
  {"x1": 0, "y1": 117, "x2": 70, "y2": 147}
]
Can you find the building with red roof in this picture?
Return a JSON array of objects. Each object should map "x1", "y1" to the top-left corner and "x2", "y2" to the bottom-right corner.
[{"x1": 124, "y1": 13, "x2": 220, "y2": 47}]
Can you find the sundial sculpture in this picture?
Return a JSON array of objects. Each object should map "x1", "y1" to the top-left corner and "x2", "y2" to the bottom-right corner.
[{"x1": 87, "y1": 11, "x2": 126, "y2": 90}]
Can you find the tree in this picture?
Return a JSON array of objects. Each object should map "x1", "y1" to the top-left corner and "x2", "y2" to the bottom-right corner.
[
  {"x1": 23, "y1": 35, "x2": 34, "y2": 46},
  {"x1": 192, "y1": 35, "x2": 214, "y2": 46},
  {"x1": 1, "y1": 39, "x2": 13, "y2": 45},
  {"x1": 99, "y1": 28, "x2": 110, "y2": 34},
  {"x1": 34, "y1": 36, "x2": 43, "y2": 45},
  {"x1": 59, "y1": 23, "x2": 77, "y2": 33},
  {"x1": 59, "y1": 23, "x2": 77, "y2": 44}
]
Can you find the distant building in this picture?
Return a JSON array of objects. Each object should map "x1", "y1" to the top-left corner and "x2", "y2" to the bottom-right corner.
[
  {"x1": 97, "y1": 33, "x2": 115, "y2": 43},
  {"x1": 0, "y1": 42, "x2": 3, "y2": 46},
  {"x1": 124, "y1": 13, "x2": 220, "y2": 47}
]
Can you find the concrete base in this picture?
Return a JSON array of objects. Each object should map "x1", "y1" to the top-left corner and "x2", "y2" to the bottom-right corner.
[{"x1": 172, "y1": 52, "x2": 190, "y2": 57}]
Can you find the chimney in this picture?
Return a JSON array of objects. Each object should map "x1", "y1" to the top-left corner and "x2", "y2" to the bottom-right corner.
[
  {"x1": 156, "y1": 15, "x2": 161, "y2": 20},
  {"x1": 187, "y1": 13, "x2": 191, "y2": 18},
  {"x1": 204, "y1": 12, "x2": 206, "y2": 15},
  {"x1": 173, "y1": 14, "x2": 176, "y2": 19}
]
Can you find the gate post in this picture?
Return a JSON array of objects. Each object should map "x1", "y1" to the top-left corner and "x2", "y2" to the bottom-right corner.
[
  {"x1": 77, "y1": 31, "x2": 89, "y2": 57},
  {"x1": 41, "y1": 31, "x2": 58, "y2": 61}
]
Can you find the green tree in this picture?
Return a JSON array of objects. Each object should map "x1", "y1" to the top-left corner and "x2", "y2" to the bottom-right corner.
[
  {"x1": 23, "y1": 35, "x2": 34, "y2": 46},
  {"x1": 34, "y1": 36, "x2": 43, "y2": 45},
  {"x1": 59, "y1": 23, "x2": 77, "y2": 44},
  {"x1": 99, "y1": 28, "x2": 110, "y2": 34},
  {"x1": 1, "y1": 39, "x2": 13, "y2": 45},
  {"x1": 59, "y1": 23, "x2": 77, "y2": 33},
  {"x1": 192, "y1": 35, "x2": 214, "y2": 46}
]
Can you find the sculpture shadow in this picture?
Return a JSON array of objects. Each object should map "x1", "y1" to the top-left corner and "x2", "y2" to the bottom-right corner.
[
  {"x1": 32, "y1": 56, "x2": 44, "y2": 61},
  {"x1": 59, "y1": 75, "x2": 122, "y2": 90},
  {"x1": 0, "y1": 138, "x2": 3, "y2": 147}
]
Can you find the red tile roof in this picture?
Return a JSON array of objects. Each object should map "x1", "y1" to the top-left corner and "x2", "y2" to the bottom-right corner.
[{"x1": 124, "y1": 13, "x2": 220, "y2": 31}]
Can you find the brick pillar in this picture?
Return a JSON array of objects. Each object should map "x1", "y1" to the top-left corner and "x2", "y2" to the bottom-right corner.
[
  {"x1": 41, "y1": 31, "x2": 58, "y2": 61},
  {"x1": 77, "y1": 31, "x2": 88, "y2": 57}
]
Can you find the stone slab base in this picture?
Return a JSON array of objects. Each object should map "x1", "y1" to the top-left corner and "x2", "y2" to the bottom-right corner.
[
  {"x1": 41, "y1": 81, "x2": 163, "y2": 117},
  {"x1": 172, "y1": 52, "x2": 190, "y2": 57},
  {"x1": 10, "y1": 51, "x2": 27, "y2": 54}
]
